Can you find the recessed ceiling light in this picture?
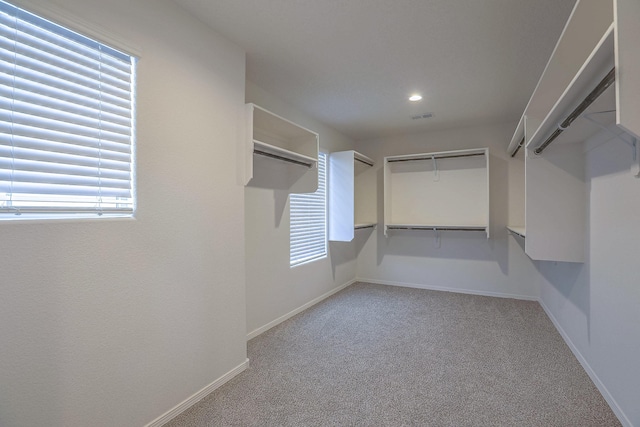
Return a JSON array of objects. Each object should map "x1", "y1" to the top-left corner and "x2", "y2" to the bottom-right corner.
[{"x1": 409, "y1": 94, "x2": 422, "y2": 102}]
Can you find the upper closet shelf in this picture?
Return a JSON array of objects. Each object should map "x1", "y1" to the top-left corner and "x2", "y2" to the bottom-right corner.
[
  {"x1": 354, "y1": 151, "x2": 374, "y2": 167},
  {"x1": 508, "y1": 0, "x2": 640, "y2": 158},
  {"x1": 527, "y1": 25, "x2": 617, "y2": 153},
  {"x1": 244, "y1": 103, "x2": 319, "y2": 186}
]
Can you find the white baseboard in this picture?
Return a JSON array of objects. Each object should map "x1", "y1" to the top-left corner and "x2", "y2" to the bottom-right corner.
[
  {"x1": 145, "y1": 358, "x2": 249, "y2": 427},
  {"x1": 538, "y1": 300, "x2": 632, "y2": 427},
  {"x1": 247, "y1": 278, "x2": 356, "y2": 340},
  {"x1": 356, "y1": 277, "x2": 539, "y2": 301}
]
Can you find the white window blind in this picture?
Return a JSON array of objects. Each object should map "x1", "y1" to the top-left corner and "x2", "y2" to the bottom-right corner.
[
  {"x1": 0, "y1": 0, "x2": 136, "y2": 217},
  {"x1": 290, "y1": 152, "x2": 327, "y2": 266}
]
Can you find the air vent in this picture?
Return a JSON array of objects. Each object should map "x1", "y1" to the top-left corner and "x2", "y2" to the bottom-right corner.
[{"x1": 411, "y1": 113, "x2": 434, "y2": 120}]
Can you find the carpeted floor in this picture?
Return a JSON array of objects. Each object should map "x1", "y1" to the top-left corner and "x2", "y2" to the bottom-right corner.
[{"x1": 165, "y1": 282, "x2": 620, "y2": 426}]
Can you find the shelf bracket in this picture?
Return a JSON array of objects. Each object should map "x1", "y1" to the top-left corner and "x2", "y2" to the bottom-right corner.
[
  {"x1": 582, "y1": 110, "x2": 636, "y2": 148},
  {"x1": 433, "y1": 227, "x2": 441, "y2": 248},
  {"x1": 582, "y1": 111, "x2": 639, "y2": 177},
  {"x1": 432, "y1": 156, "x2": 439, "y2": 181}
]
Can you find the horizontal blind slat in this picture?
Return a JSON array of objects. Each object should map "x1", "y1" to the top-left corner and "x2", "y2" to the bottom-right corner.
[
  {"x1": 0, "y1": 134, "x2": 131, "y2": 162},
  {"x1": 0, "y1": 42, "x2": 131, "y2": 93},
  {"x1": 0, "y1": 145, "x2": 130, "y2": 171},
  {"x1": 0, "y1": 158, "x2": 131, "y2": 179},
  {"x1": 0, "y1": 111, "x2": 132, "y2": 145},
  {"x1": 0, "y1": 73, "x2": 132, "y2": 119},
  {"x1": 0, "y1": 62, "x2": 132, "y2": 108},
  {"x1": 0, "y1": 84, "x2": 131, "y2": 127},
  {"x1": 1, "y1": 98, "x2": 132, "y2": 136}
]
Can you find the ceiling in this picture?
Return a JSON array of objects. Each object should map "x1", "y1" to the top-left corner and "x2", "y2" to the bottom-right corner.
[{"x1": 173, "y1": 0, "x2": 577, "y2": 141}]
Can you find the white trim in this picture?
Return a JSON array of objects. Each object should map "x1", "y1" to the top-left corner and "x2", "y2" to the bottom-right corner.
[
  {"x1": 247, "y1": 279, "x2": 356, "y2": 340},
  {"x1": 538, "y1": 300, "x2": 632, "y2": 427},
  {"x1": 5, "y1": 0, "x2": 142, "y2": 57},
  {"x1": 144, "y1": 358, "x2": 249, "y2": 427},
  {"x1": 356, "y1": 278, "x2": 539, "y2": 301}
]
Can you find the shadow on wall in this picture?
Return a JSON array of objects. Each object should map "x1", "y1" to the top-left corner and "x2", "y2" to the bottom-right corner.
[
  {"x1": 535, "y1": 158, "x2": 591, "y2": 342},
  {"x1": 248, "y1": 154, "x2": 357, "y2": 280},
  {"x1": 536, "y1": 259, "x2": 590, "y2": 342},
  {"x1": 329, "y1": 241, "x2": 356, "y2": 281},
  {"x1": 354, "y1": 227, "x2": 375, "y2": 257},
  {"x1": 247, "y1": 155, "x2": 310, "y2": 227}
]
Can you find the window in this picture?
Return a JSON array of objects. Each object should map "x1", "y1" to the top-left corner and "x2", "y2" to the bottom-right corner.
[
  {"x1": 290, "y1": 152, "x2": 327, "y2": 266},
  {"x1": 0, "y1": 0, "x2": 136, "y2": 218}
]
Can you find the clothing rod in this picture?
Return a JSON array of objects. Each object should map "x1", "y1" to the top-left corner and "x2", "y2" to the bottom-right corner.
[
  {"x1": 387, "y1": 152, "x2": 484, "y2": 163},
  {"x1": 355, "y1": 157, "x2": 374, "y2": 167},
  {"x1": 254, "y1": 149, "x2": 313, "y2": 167},
  {"x1": 534, "y1": 67, "x2": 616, "y2": 155},
  {"x1": 387, "y1": 226, "x2": 486, "y2": 232},
  {"x1": 355, "y1": 224, "x2": 375, "y2": 229},
  {"x1": 511, "y1": 137, "x2": 525, "y2": 157}
]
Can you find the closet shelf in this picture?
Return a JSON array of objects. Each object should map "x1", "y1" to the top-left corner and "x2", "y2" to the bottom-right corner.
[
  {"x1": 354, "y1": 151, "x2": 374, "y2": 167},
  {"x1": 527, "y1": 25, "x2": 616, "y2": 152},
  {"x1": 384, "y1": 148, "x2": 490, "y2": 239},
  {"x1": 243, "y1": 103, "x2": 319, "y2": 190},
  {"x1": 329, "y1": 150, "x2": 376, "y2": 242},
  {"x1": 502, "y1": 0, "x2": 640, "y2": 263},
  {"x1": 506, "y1": 226, "x2": 526, "y2": 239},
  {"x1": 253, "y1": 139, "x2": 316, "y2": 168}
]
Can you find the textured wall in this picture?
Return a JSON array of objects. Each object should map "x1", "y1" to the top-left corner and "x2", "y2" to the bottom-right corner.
[
  {"x1": 538, "y1": 134, "x2": 640, "y2": 426},
  {"x1": 0, "y1": 0, "x2": 247, "y2": 425}
]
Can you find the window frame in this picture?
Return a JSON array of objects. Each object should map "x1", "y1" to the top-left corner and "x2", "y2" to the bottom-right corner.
[{"x1": 0, "y1": 0, "x2": 138, "y2": 220}]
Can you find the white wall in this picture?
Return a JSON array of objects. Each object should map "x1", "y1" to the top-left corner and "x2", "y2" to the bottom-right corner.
[
  {"x1": 355, "y1": 123, "x2": 540, "y2": 299},
  {"x1": 0, "y1": 1, "x2": 247, "y2": 426},
  {"x1": 537, "y1": 134, "x2": 640, "y2": 426},
  {"x1": 245, "y1": 81, "x2": 357, "y2": 336}
]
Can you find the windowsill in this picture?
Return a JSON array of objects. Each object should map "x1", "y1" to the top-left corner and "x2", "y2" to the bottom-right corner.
[{"x1": 0, "y1": 214, "x2": 135, "y2": 224}]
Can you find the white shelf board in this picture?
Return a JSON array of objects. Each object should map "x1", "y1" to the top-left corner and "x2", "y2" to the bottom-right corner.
[
  {"x1": 506, "y1": 226, "x2": 526, "y2": 238},
  {"x1": 253, "y1": 139, "x2": 317, "y2": 168},
  {"x1": 354, "y1": 151, "x2": 374, "y2": 167},
  {"x1": 527, "y1": 25, "x2": 615, "y2": 150},
  {"x1": 251, "y1": 103, "x2": 318, "y2": 142}
]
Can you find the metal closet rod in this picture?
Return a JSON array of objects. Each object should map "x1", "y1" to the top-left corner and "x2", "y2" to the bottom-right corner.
[
  {"x1": 254, "y1": 149, "x2": 313, "y2": 167},
  {"x1": 355, "y1": 157, "x2": 374, "y2": 167},
  {"x1": 387, "y1": 226, "x2": 486, "y2": 232},
  {"x1": 534, "y1": 67, "x2": 616, "y2": 155},
  {"x1": 387, "y1": 152, "x2": 484, "y2": 163},
  {"x1": 511, "y1": 137, "x2": 525, "y2": 157}
]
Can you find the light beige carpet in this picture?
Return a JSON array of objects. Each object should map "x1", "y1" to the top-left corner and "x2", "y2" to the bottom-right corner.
[{"x1": 165, "y1": 282, "x2": 620, "y2": 426}]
